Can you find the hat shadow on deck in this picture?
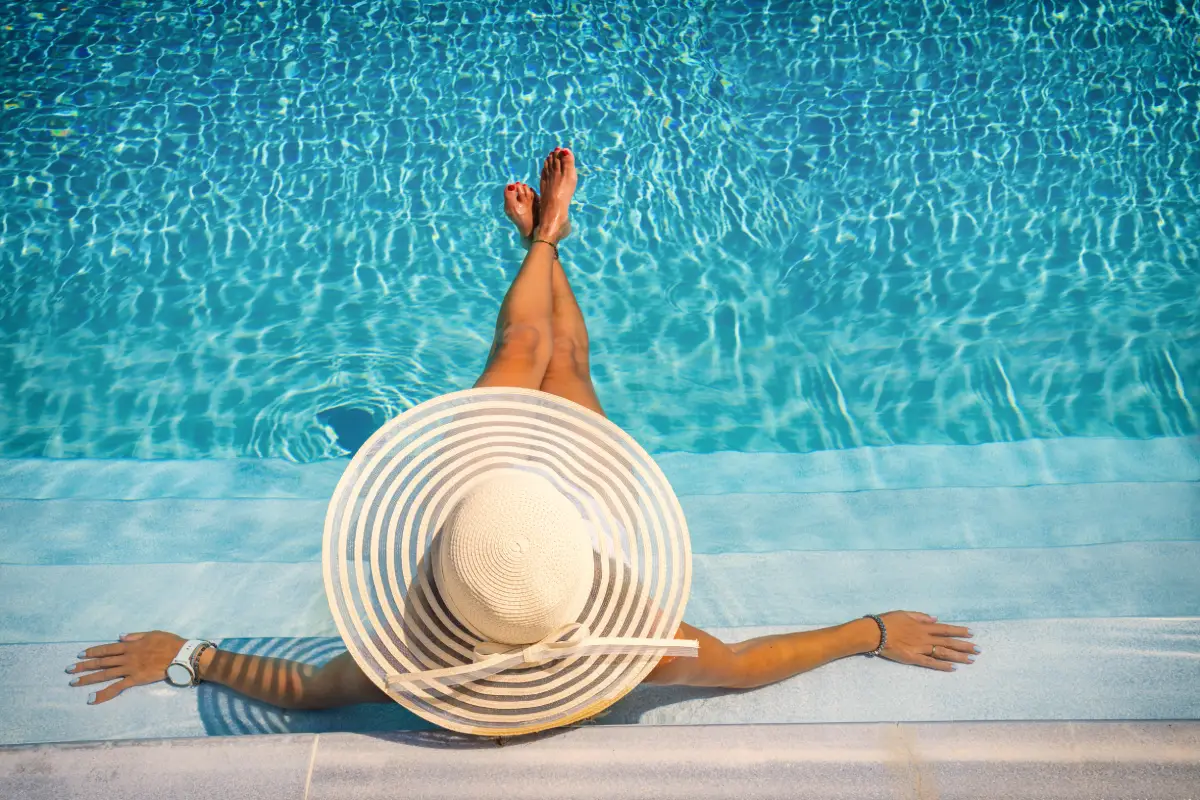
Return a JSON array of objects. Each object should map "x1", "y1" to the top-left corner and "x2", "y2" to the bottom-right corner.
[
  {"x1": 194, "y1": 633, "x2": 732, "y2": 748},
  {"x1": 198, "y1": 531, "x2": 717, "y2": 746}
]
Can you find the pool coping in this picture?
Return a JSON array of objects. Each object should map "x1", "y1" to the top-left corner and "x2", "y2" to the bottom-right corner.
[{"x1": 3, "y1": 720, "x2": 1198, "y2": 799}]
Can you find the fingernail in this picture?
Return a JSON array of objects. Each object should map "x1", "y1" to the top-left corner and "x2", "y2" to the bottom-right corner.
[
  {"x1": 87, "y1": 692, "x2": 97, "y2": 705},
  {"x1": 966, "y1": 629, "x2": 974, "y2": 637},
  {"x1": 967, "y1": 657, "x2": 975, "y2": 664},
  {"x1": 950, "y1": 665, "x2": 957, "y2": 671},
  {"x1": 931, "y1": 616, "x2": 938, "y2": 622},
  {"x1": 70, "y1": 678, "x2": 79, "y2": 686},
  {"x1": 973, "y1": 646, "x2": 981, "y2": 654},
  {"x1": 77, "y1": 651, "x2": 87, "y2": 659},
  {"x1": 118, "y1": 633, "x2": 126, "y2": 639},
  {"x1": 65, "y1": 666, "x2": 74, "y2": 674}
]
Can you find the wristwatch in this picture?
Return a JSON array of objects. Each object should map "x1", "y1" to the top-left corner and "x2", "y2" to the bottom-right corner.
[{"x1": 165, "y1": 639, "x2": 216, "y2": 687}]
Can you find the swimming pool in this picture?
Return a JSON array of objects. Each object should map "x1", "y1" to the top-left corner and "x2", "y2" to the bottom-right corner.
[
  {"x1": 1, "y1": 0, "x2": 1198, "y2": 750},
  {"x1": 2, "y1": 0, "x2": 1196, "y2": 459}
]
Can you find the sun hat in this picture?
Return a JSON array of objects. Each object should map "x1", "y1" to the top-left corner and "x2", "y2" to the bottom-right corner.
[{"x1": 322, "y1": 387, "x2": 699, "y2": 736}]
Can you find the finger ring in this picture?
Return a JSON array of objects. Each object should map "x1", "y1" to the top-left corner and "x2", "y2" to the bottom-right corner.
[{"x1": 930, "y1": 645, "x2": 938, "y2": 658}]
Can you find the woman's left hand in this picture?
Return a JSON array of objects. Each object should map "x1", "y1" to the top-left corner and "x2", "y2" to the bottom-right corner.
[{"x1": 877, "y1": 611, "x2": 979, "y2": 671}]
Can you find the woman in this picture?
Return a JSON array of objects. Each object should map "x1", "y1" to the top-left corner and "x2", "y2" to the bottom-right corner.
[{"x1": 68, "y1": 147, "x2": 978, "y2": 721}]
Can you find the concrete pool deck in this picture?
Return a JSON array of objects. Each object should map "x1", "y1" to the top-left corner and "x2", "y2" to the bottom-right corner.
[{"x1": 3, "y1": 721, "x2": 1198, "y2": 799}]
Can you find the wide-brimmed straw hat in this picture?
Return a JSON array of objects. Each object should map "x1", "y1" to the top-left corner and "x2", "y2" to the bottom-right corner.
[{"x1": 322, "y1": 387, "x2": 698, "y2": 736}]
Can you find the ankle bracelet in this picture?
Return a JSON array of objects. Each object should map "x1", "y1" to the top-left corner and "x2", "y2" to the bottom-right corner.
[{"x1": 531, "y1": 238, "x2": 559, "y2": 259}]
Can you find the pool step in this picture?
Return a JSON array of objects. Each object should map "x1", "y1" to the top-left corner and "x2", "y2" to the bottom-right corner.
[
  {"x1": 3, "y1": 479, "x2": 1197, "y2": 564},
  {"x1": 3, "y1": 540, "x2": 1199, "y2": 641},
  {"x1": 2, "y1": 436, "x2": 1196, "y2": 500}
]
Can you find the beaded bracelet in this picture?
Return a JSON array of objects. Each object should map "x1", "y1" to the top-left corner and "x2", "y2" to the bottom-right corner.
[{"x1": 862, "y1": 613, "x2": 887, "y2": 658}]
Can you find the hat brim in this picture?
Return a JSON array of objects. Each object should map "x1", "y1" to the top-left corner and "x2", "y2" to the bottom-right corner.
[{"x1": 322, "y1": 387, "x2": 692, "y2": 736}]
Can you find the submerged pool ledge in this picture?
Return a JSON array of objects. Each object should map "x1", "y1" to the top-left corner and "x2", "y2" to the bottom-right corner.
[
  {"x1": 1, "y1": 435, "x2": 1196, "y2": 500},
  {"x1": 2, "y1": 721, "x2": 1198, "y2": 800}
]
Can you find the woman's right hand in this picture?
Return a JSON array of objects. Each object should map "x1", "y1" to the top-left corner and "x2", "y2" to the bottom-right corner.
[{"x1": 67, "y1": 631, "x2": 187, "y2": 704}]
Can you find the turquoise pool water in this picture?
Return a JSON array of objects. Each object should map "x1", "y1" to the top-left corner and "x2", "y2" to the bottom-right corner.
[{"x1": 2, "y1": 0, "x2": 1197, "y2": 460}]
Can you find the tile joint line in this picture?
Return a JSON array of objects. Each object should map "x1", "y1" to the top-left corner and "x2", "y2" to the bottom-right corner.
[{"x1": 302, "y1": 733, "x2": 319, "y2": 800}]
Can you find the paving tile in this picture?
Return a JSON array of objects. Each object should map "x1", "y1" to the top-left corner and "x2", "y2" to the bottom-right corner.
[
  {"x1": 304, "y1": 722, "x2": 1200, "y2": 800},
  {"x1": 0, "y1": 734, "x2": 315, "y2": 800},
  {"x1": 306, "y1": 725, "x2": 913, "y2": 800},
  {"x1": 4, "y1": 723, "x2": 1197, "y2": 799},
  {"x1": 910, "y1": 721, "x2": 1200, "y2": 800}
]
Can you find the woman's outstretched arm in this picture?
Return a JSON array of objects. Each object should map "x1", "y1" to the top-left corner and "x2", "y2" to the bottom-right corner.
[
  {"x1": 68, "y1": 631, "x2": 389, "y2": 709},
  {"x1": 645, "y1": 612, "x2": 978, "y2": 690}
]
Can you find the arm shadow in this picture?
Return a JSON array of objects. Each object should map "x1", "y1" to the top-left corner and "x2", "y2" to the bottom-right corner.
[{"x1": 196, "y1": 637, "x2": 436, "y2": 737}]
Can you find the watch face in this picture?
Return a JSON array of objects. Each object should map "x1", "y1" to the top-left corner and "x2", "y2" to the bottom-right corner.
[{"x1": 165, "y1": 662, "x2": 193, "y2": 687}]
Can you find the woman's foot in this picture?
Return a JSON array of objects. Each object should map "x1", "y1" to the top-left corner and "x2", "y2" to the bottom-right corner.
[
  {"x1": 535, "y1": 147, "x2": 576, "y2": 244},
  {"x1": 503, "y1": 180, "x2": 570, "y2": 249},
  {"x1": 503, "y1": 182, "x2": 538, "y2": 247}
]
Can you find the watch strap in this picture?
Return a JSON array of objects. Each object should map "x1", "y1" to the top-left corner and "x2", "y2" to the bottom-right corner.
[
  {"x1": 169, "y1": 639, "x2": 213, "y2": 686},
  {"x1": 172, "y1": 639, "x2": 206, "y2": 671}
]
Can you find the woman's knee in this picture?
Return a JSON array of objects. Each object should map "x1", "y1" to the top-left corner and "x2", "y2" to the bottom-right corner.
[
  {"x1": 493, "y1": 323, "x2": 552, "y2": 368},
  {"x1": 547, "y1": 333, "x2": 590, "y2": 379}
]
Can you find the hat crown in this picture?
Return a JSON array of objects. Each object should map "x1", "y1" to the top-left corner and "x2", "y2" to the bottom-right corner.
[{"x1": 437, "y1": 469, "x2": 593, "y2": 645}]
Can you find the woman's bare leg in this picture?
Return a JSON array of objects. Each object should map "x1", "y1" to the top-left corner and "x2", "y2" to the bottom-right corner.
[
  {"x1": 475, "y1": 148, "x2": 576, "y2": 390},
  {"x1": 541, "y1": 247, "x2": 605, "y2": 416},
  {"x1": 500, "y1": 174, "x2": 605, "y2": 417}
]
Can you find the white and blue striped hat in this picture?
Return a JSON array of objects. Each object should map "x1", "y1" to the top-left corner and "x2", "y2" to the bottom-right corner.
[{"x1": 322, "y1": 387, "x2": 697, "y2": 736}]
